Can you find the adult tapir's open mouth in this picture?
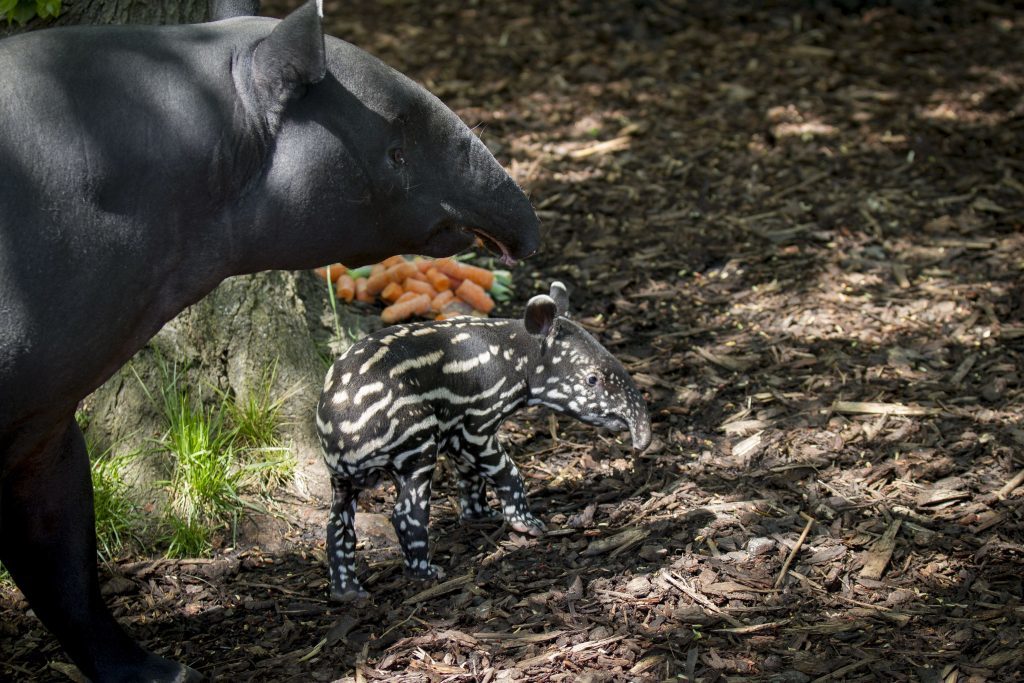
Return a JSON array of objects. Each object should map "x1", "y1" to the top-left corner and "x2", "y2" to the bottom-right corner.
[{"x1": 466, "y1": 227, "x2": 515, "y2": 266}]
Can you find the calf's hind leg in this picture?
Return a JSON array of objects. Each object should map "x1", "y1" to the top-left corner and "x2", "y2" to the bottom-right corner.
[
  {"x1": 390, "y1": 458, "x2": 444, "y2": 580},
  {"x1": 0, "y1": 420, "x2": 200, "y2": 682},
  {"x1": 326, "y1": 476, "x2": 367, "y2": 602}
]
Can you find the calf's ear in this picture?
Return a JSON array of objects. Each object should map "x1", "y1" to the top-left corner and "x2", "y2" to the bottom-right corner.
[
  {"x1": 525, "y1": 295, "x2": 557, "y2": 337},
  {"x1": 549, "y1": 281, "x2": 570, "y2": 317},
  {"x1": 251, "y1": 0, "x2": 326, "y2": 109}
]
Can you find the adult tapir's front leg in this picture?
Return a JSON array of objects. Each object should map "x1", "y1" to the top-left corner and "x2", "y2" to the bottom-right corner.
[{"x1": 0, "y1": 421, "x2": 201, "y2": 682}]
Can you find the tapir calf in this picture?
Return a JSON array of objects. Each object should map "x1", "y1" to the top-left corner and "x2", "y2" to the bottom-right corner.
[{"x1": 0, "y1": 1, "x2": 539, "y2": 680}]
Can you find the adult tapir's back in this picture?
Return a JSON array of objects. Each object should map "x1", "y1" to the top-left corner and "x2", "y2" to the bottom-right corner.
[
  {"x1": 0, "y1": 19, "x2": 253, "y2": 427},
  {"x1": 0, "y1": 2, "x2": 539, "y2": 433}
]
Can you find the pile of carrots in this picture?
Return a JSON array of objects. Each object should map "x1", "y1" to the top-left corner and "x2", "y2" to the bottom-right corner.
[{"x1": 314, "y1": 255, "x2": 512, "y2": 324}]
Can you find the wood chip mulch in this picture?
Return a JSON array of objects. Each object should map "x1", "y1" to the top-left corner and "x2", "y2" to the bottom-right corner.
[{"x1": 3, "y1": 0, "x2": 1023, "y2": 681}]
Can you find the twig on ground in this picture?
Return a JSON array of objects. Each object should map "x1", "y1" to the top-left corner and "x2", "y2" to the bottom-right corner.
[
  {"x1": 996, "y1": 469, "x2": 1024, "y2": 500},
  {"x1": 774, "y1": 514, "x2": 815, "y2": 589}
]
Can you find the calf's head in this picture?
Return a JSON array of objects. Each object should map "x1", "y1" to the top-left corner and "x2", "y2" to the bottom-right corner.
[
  {"x1": 525, "y1": 283, "x2": 652, "y2": 451},
  {"x1": 231, "y1": 1, "x2": 540, "y2": 268}
]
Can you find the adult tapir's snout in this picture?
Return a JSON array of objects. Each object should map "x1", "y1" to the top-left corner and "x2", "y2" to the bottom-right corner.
[{"x1": 440, "y1": 134, "x2": 540, "y2": 264}]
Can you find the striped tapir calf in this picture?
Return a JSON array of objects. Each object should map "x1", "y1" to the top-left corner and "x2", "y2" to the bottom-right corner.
[{"x1": 316, "y1": 282, "x2": 651, "y2": 601}]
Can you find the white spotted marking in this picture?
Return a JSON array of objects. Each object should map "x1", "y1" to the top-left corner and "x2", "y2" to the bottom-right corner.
[
  {"x1": 353, "y1": 381, "x2": 384, "y2": 405},
  {"x1": 359, "y1": 346, "x2": 389, "y2": 373},
  {"x1": 338, "y1": 392, "x2": 393, "y2": 434},
  {"x1": 389, "y1": 350, "x2": 444, "y2": 377},
  {"x1": 442, "y1": 350, "x2": 491, "y2": 374}
]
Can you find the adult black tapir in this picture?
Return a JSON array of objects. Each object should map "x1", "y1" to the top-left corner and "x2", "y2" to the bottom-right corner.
[{"x1": 0, "y1": 0, "x2": 540, "y2": 679}]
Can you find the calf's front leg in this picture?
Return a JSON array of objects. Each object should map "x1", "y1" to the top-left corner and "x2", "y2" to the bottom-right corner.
[
  {"x1": 451, "y1": 456, "x2": 501, "y2": 522},
  {"x1": 472, "y1": 435, "x2": 545, "y2": 536}
]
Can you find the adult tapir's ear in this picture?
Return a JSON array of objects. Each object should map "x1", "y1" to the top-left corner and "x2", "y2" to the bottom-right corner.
[
  {"x1": 549, "y1": 281, "x2": 570, "y2": 317},
  {"x1": 524, "y1": 295, "x2": 558, "y2": 337},
  {"x1": 251, "y1": 0, "x2": 326, "y2": 108},
  {"x1": 209, "y1": 0, "x2": 260, "y2": 21}
]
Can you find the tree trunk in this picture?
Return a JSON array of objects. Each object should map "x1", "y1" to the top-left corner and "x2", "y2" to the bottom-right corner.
[{"x1": 1, "y1": 0, "x2": 208, "y2": 37}]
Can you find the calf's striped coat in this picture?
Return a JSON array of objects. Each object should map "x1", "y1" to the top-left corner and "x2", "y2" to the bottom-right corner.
[{"x1": 316, "y1": 282, "x2": 651, "y2": 601}]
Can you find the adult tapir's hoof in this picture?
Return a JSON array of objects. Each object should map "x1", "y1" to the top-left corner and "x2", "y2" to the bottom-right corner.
[
  {"x1": 104, "y1": 655, "x2": 204, "y2": 683},
  {"x1": 175, "y1": 663, "x2": 205, "y2": 683}
]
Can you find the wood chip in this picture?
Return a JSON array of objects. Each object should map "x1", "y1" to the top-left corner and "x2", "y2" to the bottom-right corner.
[
  {"x1": 568, "y1": 135, "x2": 632, "y2": 159},
  {"x1": 582, "y1": 527, "x2": 649, "y2": 557},
  {"x1": 832, "y1": 401, "x2": 941, "y2": 416},
  {"x1": 860, "y1": 519, "x2": 902, "y2": 580},
  {"x1": 402, "y1": 573, "x2": 474, "y2": 605}
]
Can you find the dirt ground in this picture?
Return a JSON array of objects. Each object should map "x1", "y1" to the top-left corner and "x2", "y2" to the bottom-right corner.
[{"x1": 3, "y1": 0, "x2": 1024, "y2": 681}]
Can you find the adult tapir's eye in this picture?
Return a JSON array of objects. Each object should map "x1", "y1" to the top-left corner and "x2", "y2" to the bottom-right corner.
[
  {"x1": 389, "y1": 147, "x2": 406, "y2": 166},
  {"x1": 586, "y1": 374, "x2": 599, "y2": 387}
]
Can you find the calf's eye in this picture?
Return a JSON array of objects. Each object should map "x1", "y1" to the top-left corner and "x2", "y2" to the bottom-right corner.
[{"x1": 389, "y1": 147, "x2": 406, "y2": 166}]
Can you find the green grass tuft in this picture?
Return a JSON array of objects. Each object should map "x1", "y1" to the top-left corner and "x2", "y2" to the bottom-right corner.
[
  {"x1": 144, "y1": 354, "x2": 299, "y2": 558},
  {"x1": 154, "y1": 361, "x2": 243, "y2": 558},
  {"x1": 89, "y1": 443, "x2": 141, "y2": 562}
]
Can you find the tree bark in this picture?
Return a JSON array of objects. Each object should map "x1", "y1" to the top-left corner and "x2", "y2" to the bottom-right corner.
[{"x1": 2, "y1": 0, "x2": 208, "y2": 37}]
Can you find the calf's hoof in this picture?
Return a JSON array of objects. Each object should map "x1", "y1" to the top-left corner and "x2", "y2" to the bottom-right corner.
[
  {"x1": 405, "y1": 562, "x2": 445, "y2": 581},
  {"x1": 460, "y1": 506, "x2": 502, "y2": 523},
  {"x1": 508, "y1": 515, "x2": 546, "y2": 537},
  {"x1": 329, "y1": 586, "x2": 370, "y2": 603}
]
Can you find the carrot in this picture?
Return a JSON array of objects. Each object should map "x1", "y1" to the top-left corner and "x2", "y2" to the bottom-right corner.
[
  {"x1": 381, "y1": 255, "x2": 408, "y2": 268},
  {"x1": 425, "y1": 268, "x2": 451, "y2": 292},
  {"x1": 355, "y1": 277, "x2": 373, "y2": 303},
  {"x1": 394, "y1": 292, "x2": 421, "y2": 306},
  {"x1": 381, "y1": 293, "x2": 431, "y2": 324},
  {"x1": 456, "y1": 263, "x2": 495, "y2": 290},
  {"x1": 434, "y1": 259, "x2": 494, "y2": 290},
  {"x1": 380, "y1": 281, "x2": 404, "y2": 303},
  {"x1": 403, "y1": 278, "x2": 437, "y2": 298},
  {"x1": 431, "y1": 258, "x2": 457, "y2": 277},
  {"x1": 439, "y1": 299, "x2": 475, "y2": 317},
  {"x1": 315, "y1": 264, "x2": 346, "y2": 283},
  {"x1": 416, "y1": 258, "x2": 434, "y2": 273},
  {"x1": 430, "y1": 289, "x2": 455, "y2": 312},
  {"x1": 455, "y1": 279, "x2": 494, "y2": 314},
  {"x1": 365, "y1": 267, "x2": 391, "y2": 295},
  {"x1": 335, "y1": 274, "x2": 355, "y2": 302},
  {"x1": 385, "y1": 261, "x2": 418, "y2": 284}
]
